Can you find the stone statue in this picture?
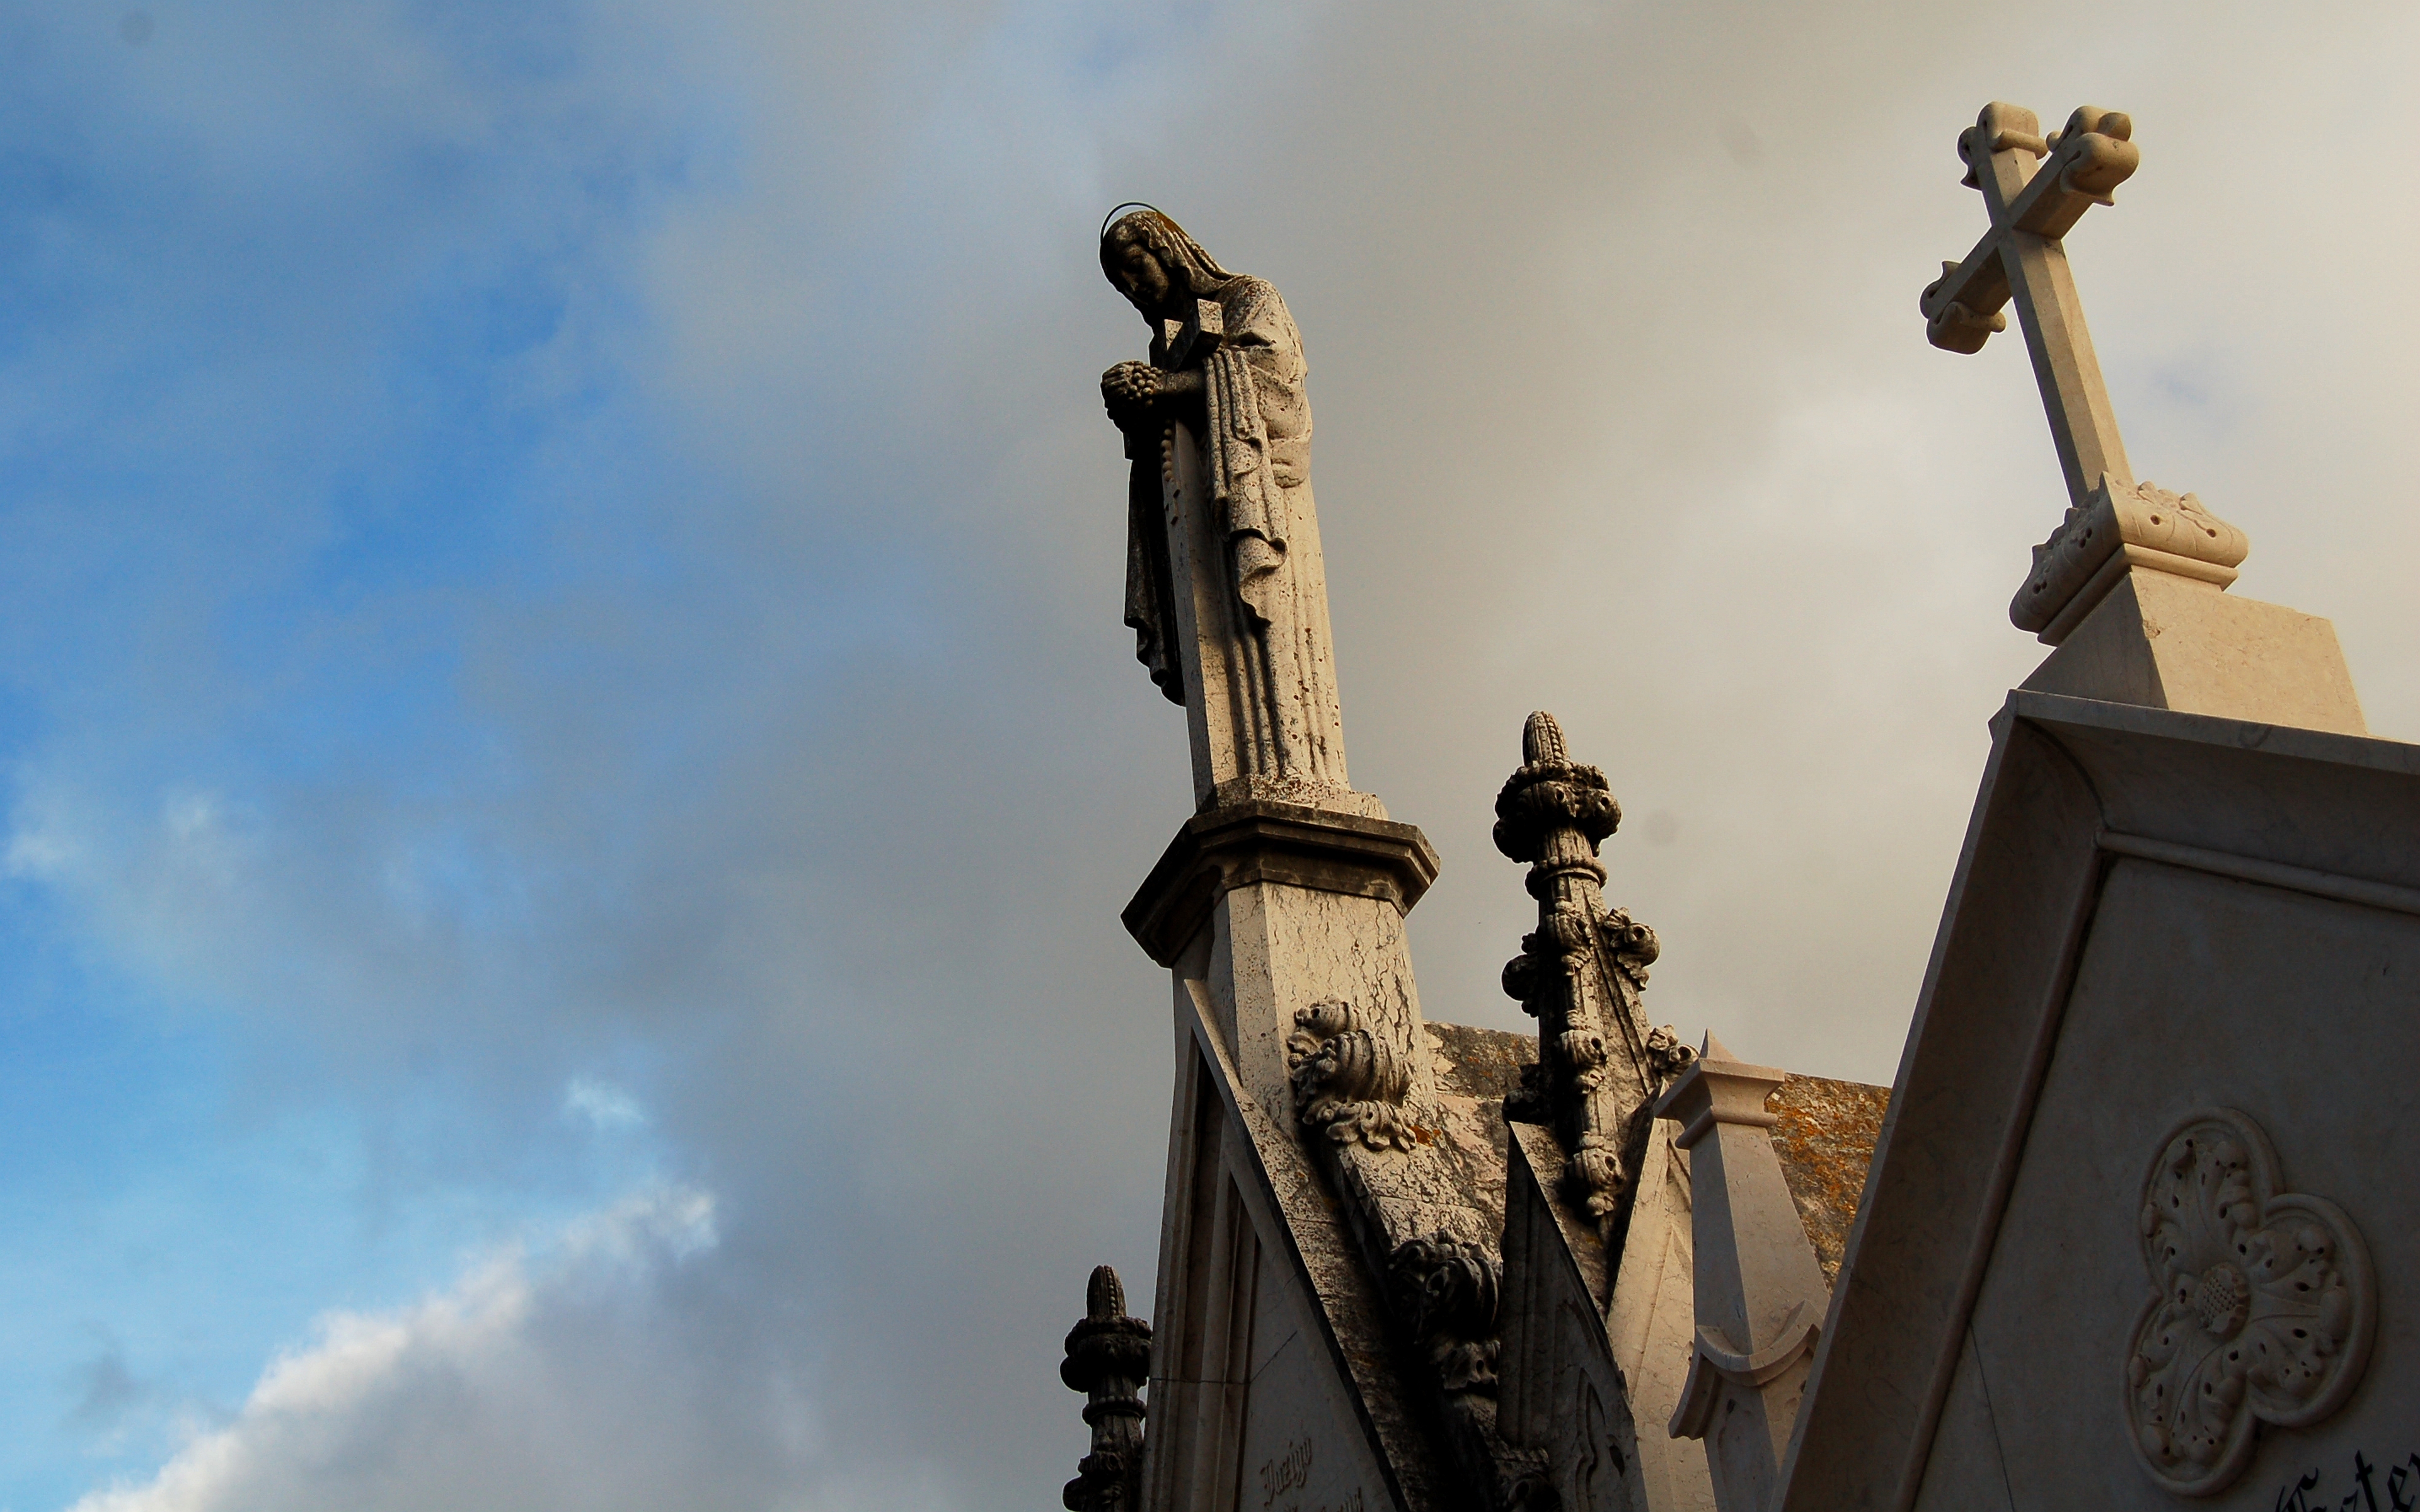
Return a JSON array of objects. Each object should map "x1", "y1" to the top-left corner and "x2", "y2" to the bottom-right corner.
[{"x1": 1098, "y1": 207, "x2": 1354, "y2": 811}]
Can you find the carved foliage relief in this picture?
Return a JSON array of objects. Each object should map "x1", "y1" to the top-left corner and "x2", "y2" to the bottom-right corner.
[
  {"x1": 1286, "y1": 1000, "x2": 1413, "y2": 1151},
  {"x1": 2124, "y1": 1109, "x2": 2373, "y2": 1497}
]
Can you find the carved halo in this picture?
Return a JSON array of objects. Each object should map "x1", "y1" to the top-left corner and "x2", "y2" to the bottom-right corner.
[{"x1": 2122, "y1": 1108, "x2": 2373, "y2": 1497}]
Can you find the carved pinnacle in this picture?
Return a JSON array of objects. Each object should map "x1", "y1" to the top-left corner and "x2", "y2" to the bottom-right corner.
[{"x1": 1061, "y1": 1265, "x2": 1151, "y2": 1512}]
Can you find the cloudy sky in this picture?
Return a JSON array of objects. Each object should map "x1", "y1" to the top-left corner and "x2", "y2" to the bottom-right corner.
[{"x1": 0, "y1": 1, "x2": 2413, "y2": 1507}]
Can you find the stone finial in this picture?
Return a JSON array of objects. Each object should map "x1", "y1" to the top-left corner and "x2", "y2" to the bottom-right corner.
[
  {"x1": 1494, "y1": 713, "x2": 1691, "y2": 1237},
  {"x1": 1494, "y1": 714, "x2": 1618, "y2": 871},
  {"x1": 1521, "y1": 709, "x2": 1567, "y2": 765},
  {"x1": 1061, "y1": 1265, "x2": 1151, "y2": 1512},
  {"x1": 1656, "y1": 1038, "x2": 1831, "y2": 1512}
]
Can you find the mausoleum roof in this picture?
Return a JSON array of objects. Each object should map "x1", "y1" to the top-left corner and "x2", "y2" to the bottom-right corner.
[{"x1": 1424, "y1": 1021, "x2": 1887, "y2": 1286}]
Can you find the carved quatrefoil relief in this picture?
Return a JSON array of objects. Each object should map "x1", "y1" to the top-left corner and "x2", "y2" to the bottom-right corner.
[{"x1": 2125, "y1": 1109, "x2": 2374, "y2": 1496}]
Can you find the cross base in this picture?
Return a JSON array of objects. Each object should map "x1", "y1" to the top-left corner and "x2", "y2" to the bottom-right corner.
[
  {"x1": 2012, "y1": 474, "x2": 2248, "y2": 640},
  {"x1": 2020, "y1": 568, "x2": 2366, "y2": 737}
]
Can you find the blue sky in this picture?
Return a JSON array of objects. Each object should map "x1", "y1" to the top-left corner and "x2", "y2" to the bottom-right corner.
[{"x1": 1, "y1": 1, "x2": 2416, "y2": 1508}]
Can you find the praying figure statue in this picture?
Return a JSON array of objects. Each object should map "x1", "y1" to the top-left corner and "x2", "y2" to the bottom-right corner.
[{"x1": 1098, "y1": 207, "x2": 1354, "y2": 811}]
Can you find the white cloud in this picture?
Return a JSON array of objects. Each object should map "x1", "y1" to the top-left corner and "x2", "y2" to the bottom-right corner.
[
  {"x1": 6, "y1": 0, "x2": 2417, "y2": 1508},
  {"x1": 562, "y1": 1076, "x2": 650, "y2": 1133},
  {"x1": 64, "y1": 1184, "x2": 755, "y2": 1512}
]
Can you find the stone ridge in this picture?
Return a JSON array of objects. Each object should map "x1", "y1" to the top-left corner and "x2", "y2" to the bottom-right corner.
[{"x1": 1768, "y1": 1074, "x2": 1891, "y2": 1286}]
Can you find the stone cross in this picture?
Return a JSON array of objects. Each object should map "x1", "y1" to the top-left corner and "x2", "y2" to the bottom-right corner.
[
  {"x1": 1922, "y1": 103, "x2": 2250, "y2": 641},
  {"x1": 1919, "y1": 102, "x2": 2141, "y2": 513}
]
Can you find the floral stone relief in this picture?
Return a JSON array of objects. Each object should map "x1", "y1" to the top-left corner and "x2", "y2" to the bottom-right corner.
[{"x1": 2125, "y1": 1108, "x2": 2374, "y2": 1497}]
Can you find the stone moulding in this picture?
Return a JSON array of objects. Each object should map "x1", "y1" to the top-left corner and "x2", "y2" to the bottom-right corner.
[
  {"x1": 1122, "y1": 799, "x2": 1441, "y2": 967},
  {"x1": 2012, "y1": 474, "x2": 2249, "y2": 641},
  {"x1": 2124, "y1": 1108, "x2": 2374, "y2": 1498},
  {"x1": 1669, "y1": 1302, "x2": 1823, "y2": 1440}
]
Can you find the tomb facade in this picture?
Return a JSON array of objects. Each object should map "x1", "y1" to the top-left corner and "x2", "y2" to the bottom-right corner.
[{"x1": 1054, "y1": 118, "x2": 2411, "y2": 1509}]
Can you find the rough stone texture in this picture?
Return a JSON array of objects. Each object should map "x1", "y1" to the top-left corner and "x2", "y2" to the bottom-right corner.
[
  {"x1": 1766, "y1": 1075, "x2": 1888, "y2": 1288},
  {"x1": 1100, "y1": 209, "x2": 1351, "y2": 811},
  {"x1": 1421, "y1": 1023, "x2": 1530, "y2": 1246},
  {"x1": 1415, "y1": 1026, "x2": 1902, "y2": 1307},
  {"x1": 1141, "y1": 980, "x2": 1454, "y2": 1512},
  {"x1": 1125, "y1": 803, "x2": 1438, "y2": 969},
  {"x1": 1494, "y1": 713, "x2": 1680, "y2": 1234},
  {"x1": 1427, "y1": 1022, "x2": 1533, "y2": 1106},
  {"x1": 1497, "y1": 1125, "x2": 1663, "y2": 1512}
]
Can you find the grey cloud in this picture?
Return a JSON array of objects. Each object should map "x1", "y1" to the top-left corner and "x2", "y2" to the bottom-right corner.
[{"x1": 21, "y1": 0, "x2": 2419, "y2": 1508}]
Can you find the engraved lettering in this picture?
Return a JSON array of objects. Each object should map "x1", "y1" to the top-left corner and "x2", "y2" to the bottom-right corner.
[
  {"x1": 2271, "y1": 1450, "x2": 2420, "y2": 1512},
  {"x1": 1258, "y1": 1437, "x2": 1312, "y2": 1508}
]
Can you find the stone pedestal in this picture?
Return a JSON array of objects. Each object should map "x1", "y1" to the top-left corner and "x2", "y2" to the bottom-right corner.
[{"x1": 2020, "y1": 567, "x2": 2366, "y2": 736}]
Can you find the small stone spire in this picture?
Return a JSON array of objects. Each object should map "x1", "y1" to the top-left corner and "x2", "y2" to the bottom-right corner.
[
  {"x1": 1656, "y1": 1038, "x2": 1831, "y2": 1512},
  {"x1": 1059, "y1": 1266, "x2": 1151, "y2": 1512},
  {"x1": 1494, "y1": 713, "x2": 1692, "y2": 1232}
]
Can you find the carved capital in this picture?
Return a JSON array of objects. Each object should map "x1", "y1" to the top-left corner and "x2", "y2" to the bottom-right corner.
[
  {"x1": 1123, "y1": 801, "x2": 1441, "y2": 967},
  {"x1": 1652, "y1": 1038, "x2": 1787, "y2": 1152},
  {"x1": 1286, "y1": 1000, "x2": 1414, "y2": 1151},
  {"x1": 2012, "y1": 474, "x2": 2250, "y2": 640},
  {"x1": 2124, "y1": 1109, "x2": 2373, "y2": 1496}
]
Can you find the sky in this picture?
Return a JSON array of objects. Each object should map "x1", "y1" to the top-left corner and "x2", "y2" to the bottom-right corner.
[{"x1": 0, "y1": 1, "x2": 2416, "y2": 1508}]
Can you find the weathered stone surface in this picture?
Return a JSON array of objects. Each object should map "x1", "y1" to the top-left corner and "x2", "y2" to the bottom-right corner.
[
  {"x1": 1497, "y1": 1125, "x2": 1661, "y2": 1512},
  {"x1": 1778, "y1": 694, "x2": 2420, "y2": 1511},
  {"x1": 1767, "y1": 1076, "x2": 1888, "y2": 1288},
  {"x1": 1100, "y1": 207, "x2": 1352, "y2": 812},
  {"x1": 1502, "y1": 1119, "x2": 1717, "y2": 1512},
  {"x1": 1125, "y1": 803, "x2": 1438, "y2": 970},
  {"x1": 1141, "y1": 982, "x2": 1453, "y2": 1512},
  {"x1": 1494, "y1": 713, "x2": 1683, "y2": 1232},
  {"x1": 1082, "y1": 207, "x2": 1909, "y2": 1512}
]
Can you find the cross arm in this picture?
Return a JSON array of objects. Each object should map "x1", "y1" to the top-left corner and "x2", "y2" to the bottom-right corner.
[{"x1": 1920, "y1": 105, "x2": 2141, "y2": 354}]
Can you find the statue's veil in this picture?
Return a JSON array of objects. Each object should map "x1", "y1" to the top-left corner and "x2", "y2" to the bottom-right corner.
[{"x1": 1099, "y1": 204, "x2": 1235, "y2": 293}]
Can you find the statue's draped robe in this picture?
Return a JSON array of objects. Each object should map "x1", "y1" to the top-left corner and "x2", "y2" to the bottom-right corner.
[{"x1": 1123, "y1": 275, "x2": 1348, "y2": 796}]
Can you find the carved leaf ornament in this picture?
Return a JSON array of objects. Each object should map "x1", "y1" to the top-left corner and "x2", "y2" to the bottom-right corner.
[{"x1": 2124, "y1": 1109, "x2": 2373, "y2": 1496}]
